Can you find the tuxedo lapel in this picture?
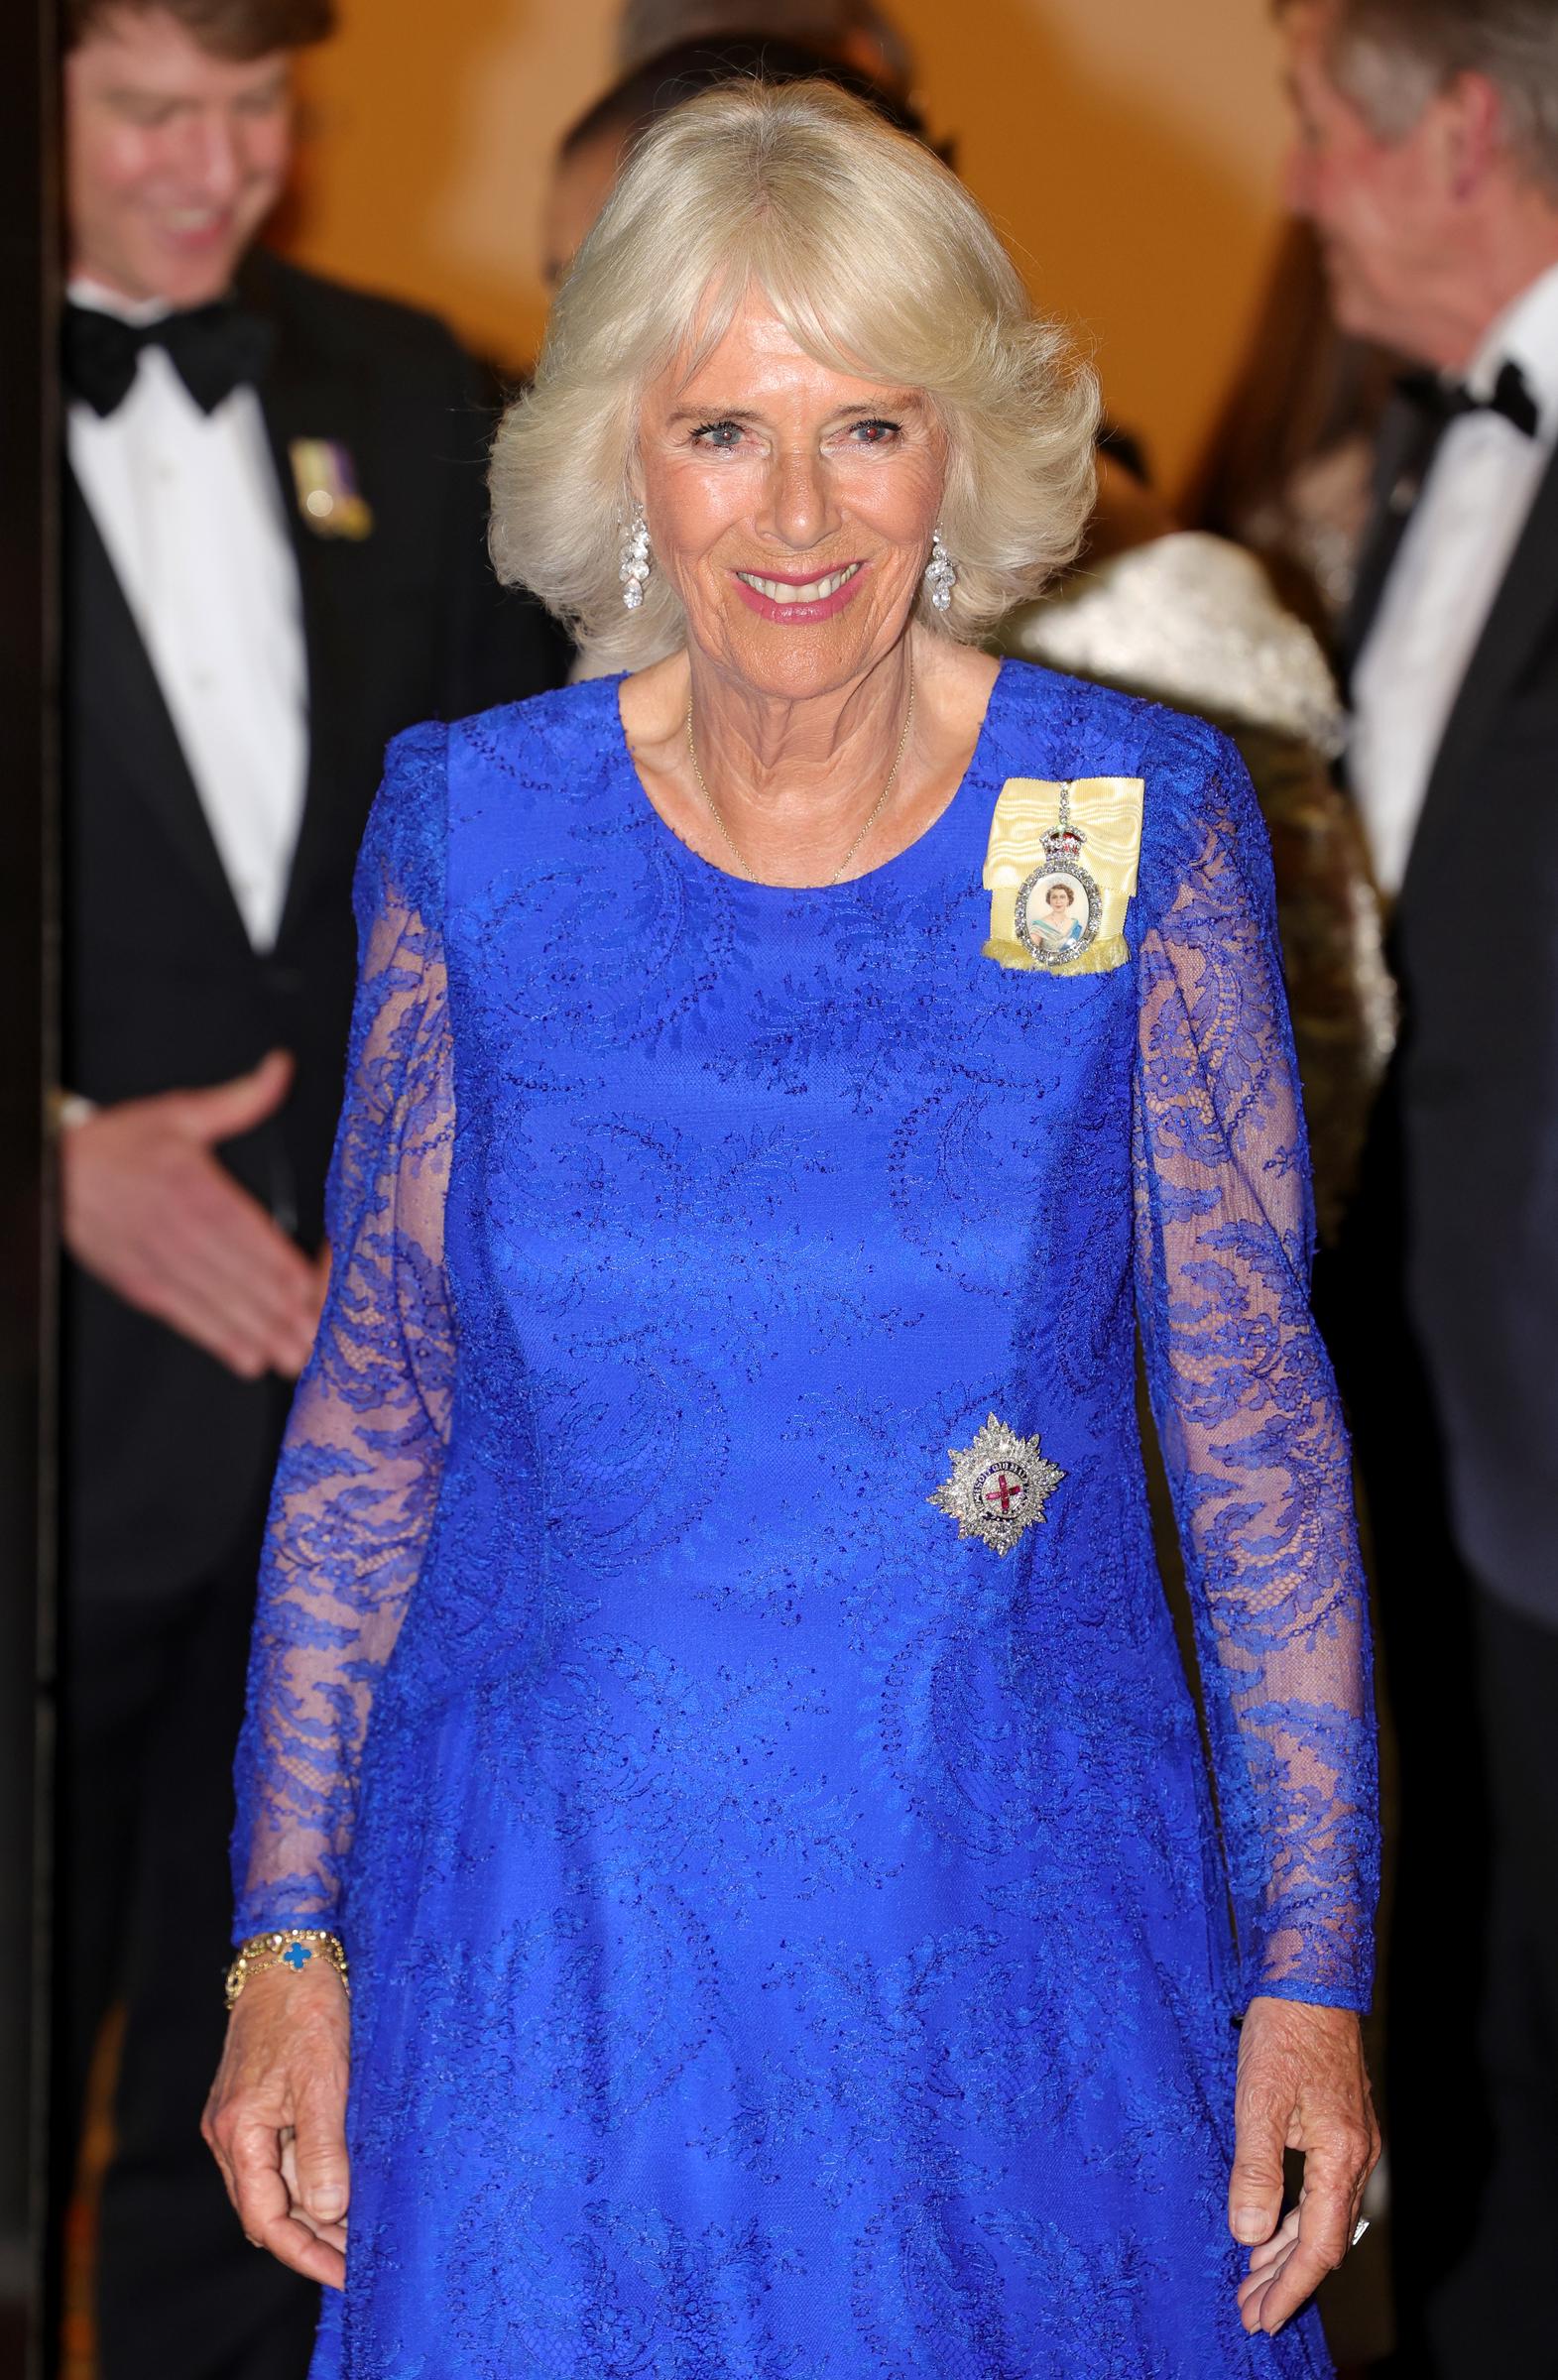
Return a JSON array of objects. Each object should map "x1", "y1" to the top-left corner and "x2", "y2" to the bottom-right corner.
[
  {"x1": 63, "y1": 471, "x2": 252, "y2": 948},
  {"x1": 1337, "y1": 396, "x2": 1444, "y2": 698},
  {"x1": 1401, "y1": 440, "x2": 1558, "y2": 901},
  {"x1": 242, "y1": 253, "x2": 376, "y2": 949}
]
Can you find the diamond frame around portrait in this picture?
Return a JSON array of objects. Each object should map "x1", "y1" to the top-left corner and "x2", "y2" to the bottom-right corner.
[
  {"x1": 1014, "y1": 855, "x2": 1101, "y2": 969},
  {"x1": 928, "y1": 1413, "x2": 1066, "y2": 1556}
]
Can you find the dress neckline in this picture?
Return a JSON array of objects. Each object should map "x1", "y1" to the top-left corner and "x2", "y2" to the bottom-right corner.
[{"x1": 607, "y1": 655, "x2": 1011, "y2": 900}]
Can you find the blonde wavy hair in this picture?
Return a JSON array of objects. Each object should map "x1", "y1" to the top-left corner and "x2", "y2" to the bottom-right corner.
[{"x1": 489, "y1": 78, "x2": 1100, "y2": 669}]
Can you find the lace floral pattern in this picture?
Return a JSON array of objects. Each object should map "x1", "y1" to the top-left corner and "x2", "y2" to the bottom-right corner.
[
  {"x1": 232, "y1": 728, "x2": 453, "y2": 1930},
  {"x1": 233, "y1": 661, "x2": 1375, "y2": 2377},
  {"x1": 1131, "y1": 730, "x2": 1377, "y2": 2005}
]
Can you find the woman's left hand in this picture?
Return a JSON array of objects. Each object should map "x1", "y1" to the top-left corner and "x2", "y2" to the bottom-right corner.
[{"x1": 1228, "y1": 1994, "x2": 1380, "y2": 2334}]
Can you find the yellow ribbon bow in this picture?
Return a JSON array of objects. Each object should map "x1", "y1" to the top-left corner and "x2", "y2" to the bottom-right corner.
[{"x1": 982, "y1": 775, "x2": 1145, "y2": 975}]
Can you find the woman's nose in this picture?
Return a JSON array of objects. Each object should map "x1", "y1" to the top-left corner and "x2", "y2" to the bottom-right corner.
[{"x1": 764, "y1": 446, "x2": 838, "y2": 550}]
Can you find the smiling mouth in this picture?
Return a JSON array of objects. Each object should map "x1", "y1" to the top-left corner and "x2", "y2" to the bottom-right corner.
[
  {"x1": 156, "y1": 208, "x2": 235, "y2": 243},
  {"x1": 734, "y1": 563, "x2": 862, "y2": 604}
]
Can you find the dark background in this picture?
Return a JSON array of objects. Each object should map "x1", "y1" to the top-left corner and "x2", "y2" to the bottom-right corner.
[{"x1": 0, "y1": 0, "x2": 58, "y2": 2373}]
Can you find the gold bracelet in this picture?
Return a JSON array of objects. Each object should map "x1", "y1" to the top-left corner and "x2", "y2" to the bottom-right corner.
[{"x1": 225, "y1": 1927, "x2": 349, "y2": 2011}]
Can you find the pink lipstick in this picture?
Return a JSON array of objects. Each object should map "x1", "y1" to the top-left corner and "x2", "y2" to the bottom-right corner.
[{"x1": 731, "y1": 560, "x2": 867, "y2": 624}]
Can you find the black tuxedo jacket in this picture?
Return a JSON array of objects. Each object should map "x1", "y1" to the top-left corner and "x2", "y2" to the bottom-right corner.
[
  {"x1": 1340, "y1": 397, "x2": 1558, "y2": 1621},
  {"x1": 62, "y1": 249, "x2": 569, "y2": 1611}
]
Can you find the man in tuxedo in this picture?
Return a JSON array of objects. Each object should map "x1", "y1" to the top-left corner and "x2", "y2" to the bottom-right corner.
[
  {"x1": 54, "y1": 4, "x2": 566, "y2": 2373},
  {"x1": 1276, "y1": 3, "x2": 1558, "y2": 2372}
]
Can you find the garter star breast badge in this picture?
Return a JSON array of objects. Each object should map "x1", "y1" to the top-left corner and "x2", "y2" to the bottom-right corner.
[{"x1": 929, "y1": 1414, "x2": 1066, "y2": 1556}]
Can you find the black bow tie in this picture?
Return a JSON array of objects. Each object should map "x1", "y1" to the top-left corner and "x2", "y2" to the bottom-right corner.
[
  {"x1": 62, "y1": 298, "x2": 274, "y2": 417},
  {"x1": 1397, "y1": 357, "x2": 1540, "y2": 440}
]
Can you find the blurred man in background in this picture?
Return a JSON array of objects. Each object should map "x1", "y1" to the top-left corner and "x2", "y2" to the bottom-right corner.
[
  {"x1": 56, "y1": 3, "x2": 566, "y2": 2372},
  {"x1": 541, "y1": 31, "x2": 936, "y2": 291},
  {"x1": 1277, "y1": 3, "x2": 1558, "y2": 2373},
  {"x1": 614, "y1": 0, "x2": 915, "y2": 95}
]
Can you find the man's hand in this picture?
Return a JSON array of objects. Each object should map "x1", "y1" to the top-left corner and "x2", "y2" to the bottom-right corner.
[
  {"x1": 1230, "y1": 1995, "x2": 1379, "y2": 2334},
  {"x1": 203, "y1": 1960, "x2": 350, "y2": 2290},
  {"x1": 61, "y1": 1050, "x2": 324, "y2": 1379}
]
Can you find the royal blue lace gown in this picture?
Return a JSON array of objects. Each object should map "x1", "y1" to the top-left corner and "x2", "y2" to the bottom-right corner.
[{"x1": 233, "y1": 657, "x2": 1377, "y2": 2379}]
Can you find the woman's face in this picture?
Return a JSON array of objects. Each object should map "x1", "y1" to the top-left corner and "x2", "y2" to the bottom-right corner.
[{"x1": 635, "y1": 287, "x2": 947, "y2": 699}]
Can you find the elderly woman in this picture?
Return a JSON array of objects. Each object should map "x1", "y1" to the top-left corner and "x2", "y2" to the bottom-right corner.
[{"x1": 205, "y1": 81, "x2": 1378, "y2": 2377}]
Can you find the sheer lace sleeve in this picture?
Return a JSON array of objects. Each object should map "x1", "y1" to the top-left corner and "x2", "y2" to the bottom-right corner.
[
  {"x1": 1132, "y1": 716, "x2": 1378, "y2": 2012},
  {"x1": 231, "y1": 723, "x2": 453, "y2": 1942}
]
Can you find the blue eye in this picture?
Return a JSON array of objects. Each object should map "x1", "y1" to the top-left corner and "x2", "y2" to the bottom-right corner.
[
  {"x1": 850, "y1": 419, "x2": 901, "y2": 445},
  {"x1": 691, "y1": 421, "x2": 745, "y2": 450}
]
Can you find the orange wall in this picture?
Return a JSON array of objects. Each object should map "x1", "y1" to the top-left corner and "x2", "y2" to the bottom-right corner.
[{"x1": 280, "y1": 0, "x2": 1296, "y2": 496}]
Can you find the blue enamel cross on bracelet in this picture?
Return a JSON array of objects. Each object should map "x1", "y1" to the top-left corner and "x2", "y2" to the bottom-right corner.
[{"x1": 224, "y1": 1927, "x2": 349, "y2": 2010}]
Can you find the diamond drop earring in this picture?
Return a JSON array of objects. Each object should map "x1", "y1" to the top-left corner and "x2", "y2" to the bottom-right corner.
[
  {"x1": 923, "y1": 528, "x2": 956, "y2": 612},
  {"x1": 620, "y1": 508, "x2": 651, "y2": 610}
]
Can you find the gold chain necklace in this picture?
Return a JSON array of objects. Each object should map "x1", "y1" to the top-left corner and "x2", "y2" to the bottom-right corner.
[{"x1": 685, "y1": 659, "x2": 916, "y2": 888}]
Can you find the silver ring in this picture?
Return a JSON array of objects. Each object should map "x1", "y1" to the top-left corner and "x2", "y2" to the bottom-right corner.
[{"x1": 1351, "y1": 2217, "x2": 1371, "y2": 2249}]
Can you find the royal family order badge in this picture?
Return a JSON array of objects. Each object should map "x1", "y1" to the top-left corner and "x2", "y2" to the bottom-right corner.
[
  {"x1": 982, "y1": 774, "x2": 1143, "y2": 976},
  {"x1": 929, "y1": 1414, "x2": 1066, "y2": 1556},
  {"x1": 1014, "y1": 780, "x2": 1102, "y2": 969}
]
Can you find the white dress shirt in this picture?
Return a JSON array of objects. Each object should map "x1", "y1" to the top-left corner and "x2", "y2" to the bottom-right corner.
[
  {"x1": 67, "y1": 277, "x2": 308, "y2": 951},
  {"x1": 1349, "y1": 260, "x2": 1558, "y2": 896}
]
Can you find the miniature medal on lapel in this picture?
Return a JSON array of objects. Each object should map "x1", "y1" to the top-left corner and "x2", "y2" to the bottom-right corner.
[
  {"x1": 288, "y1": 438, "x2": 374, "y2": 539},
  {"x1": 982, "y1": 776, "x2": 1144, "y2": 973}
]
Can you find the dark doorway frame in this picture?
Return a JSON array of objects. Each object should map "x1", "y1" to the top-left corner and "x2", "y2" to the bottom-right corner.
[{"x1": 1, "y1": 0, "x2": 60, "y2": 2373}]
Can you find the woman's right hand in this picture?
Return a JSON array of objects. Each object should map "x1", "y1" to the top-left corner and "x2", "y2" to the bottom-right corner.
[{"x1": 202, "y1": 1959, "x2": 351, "y2": 2289}]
